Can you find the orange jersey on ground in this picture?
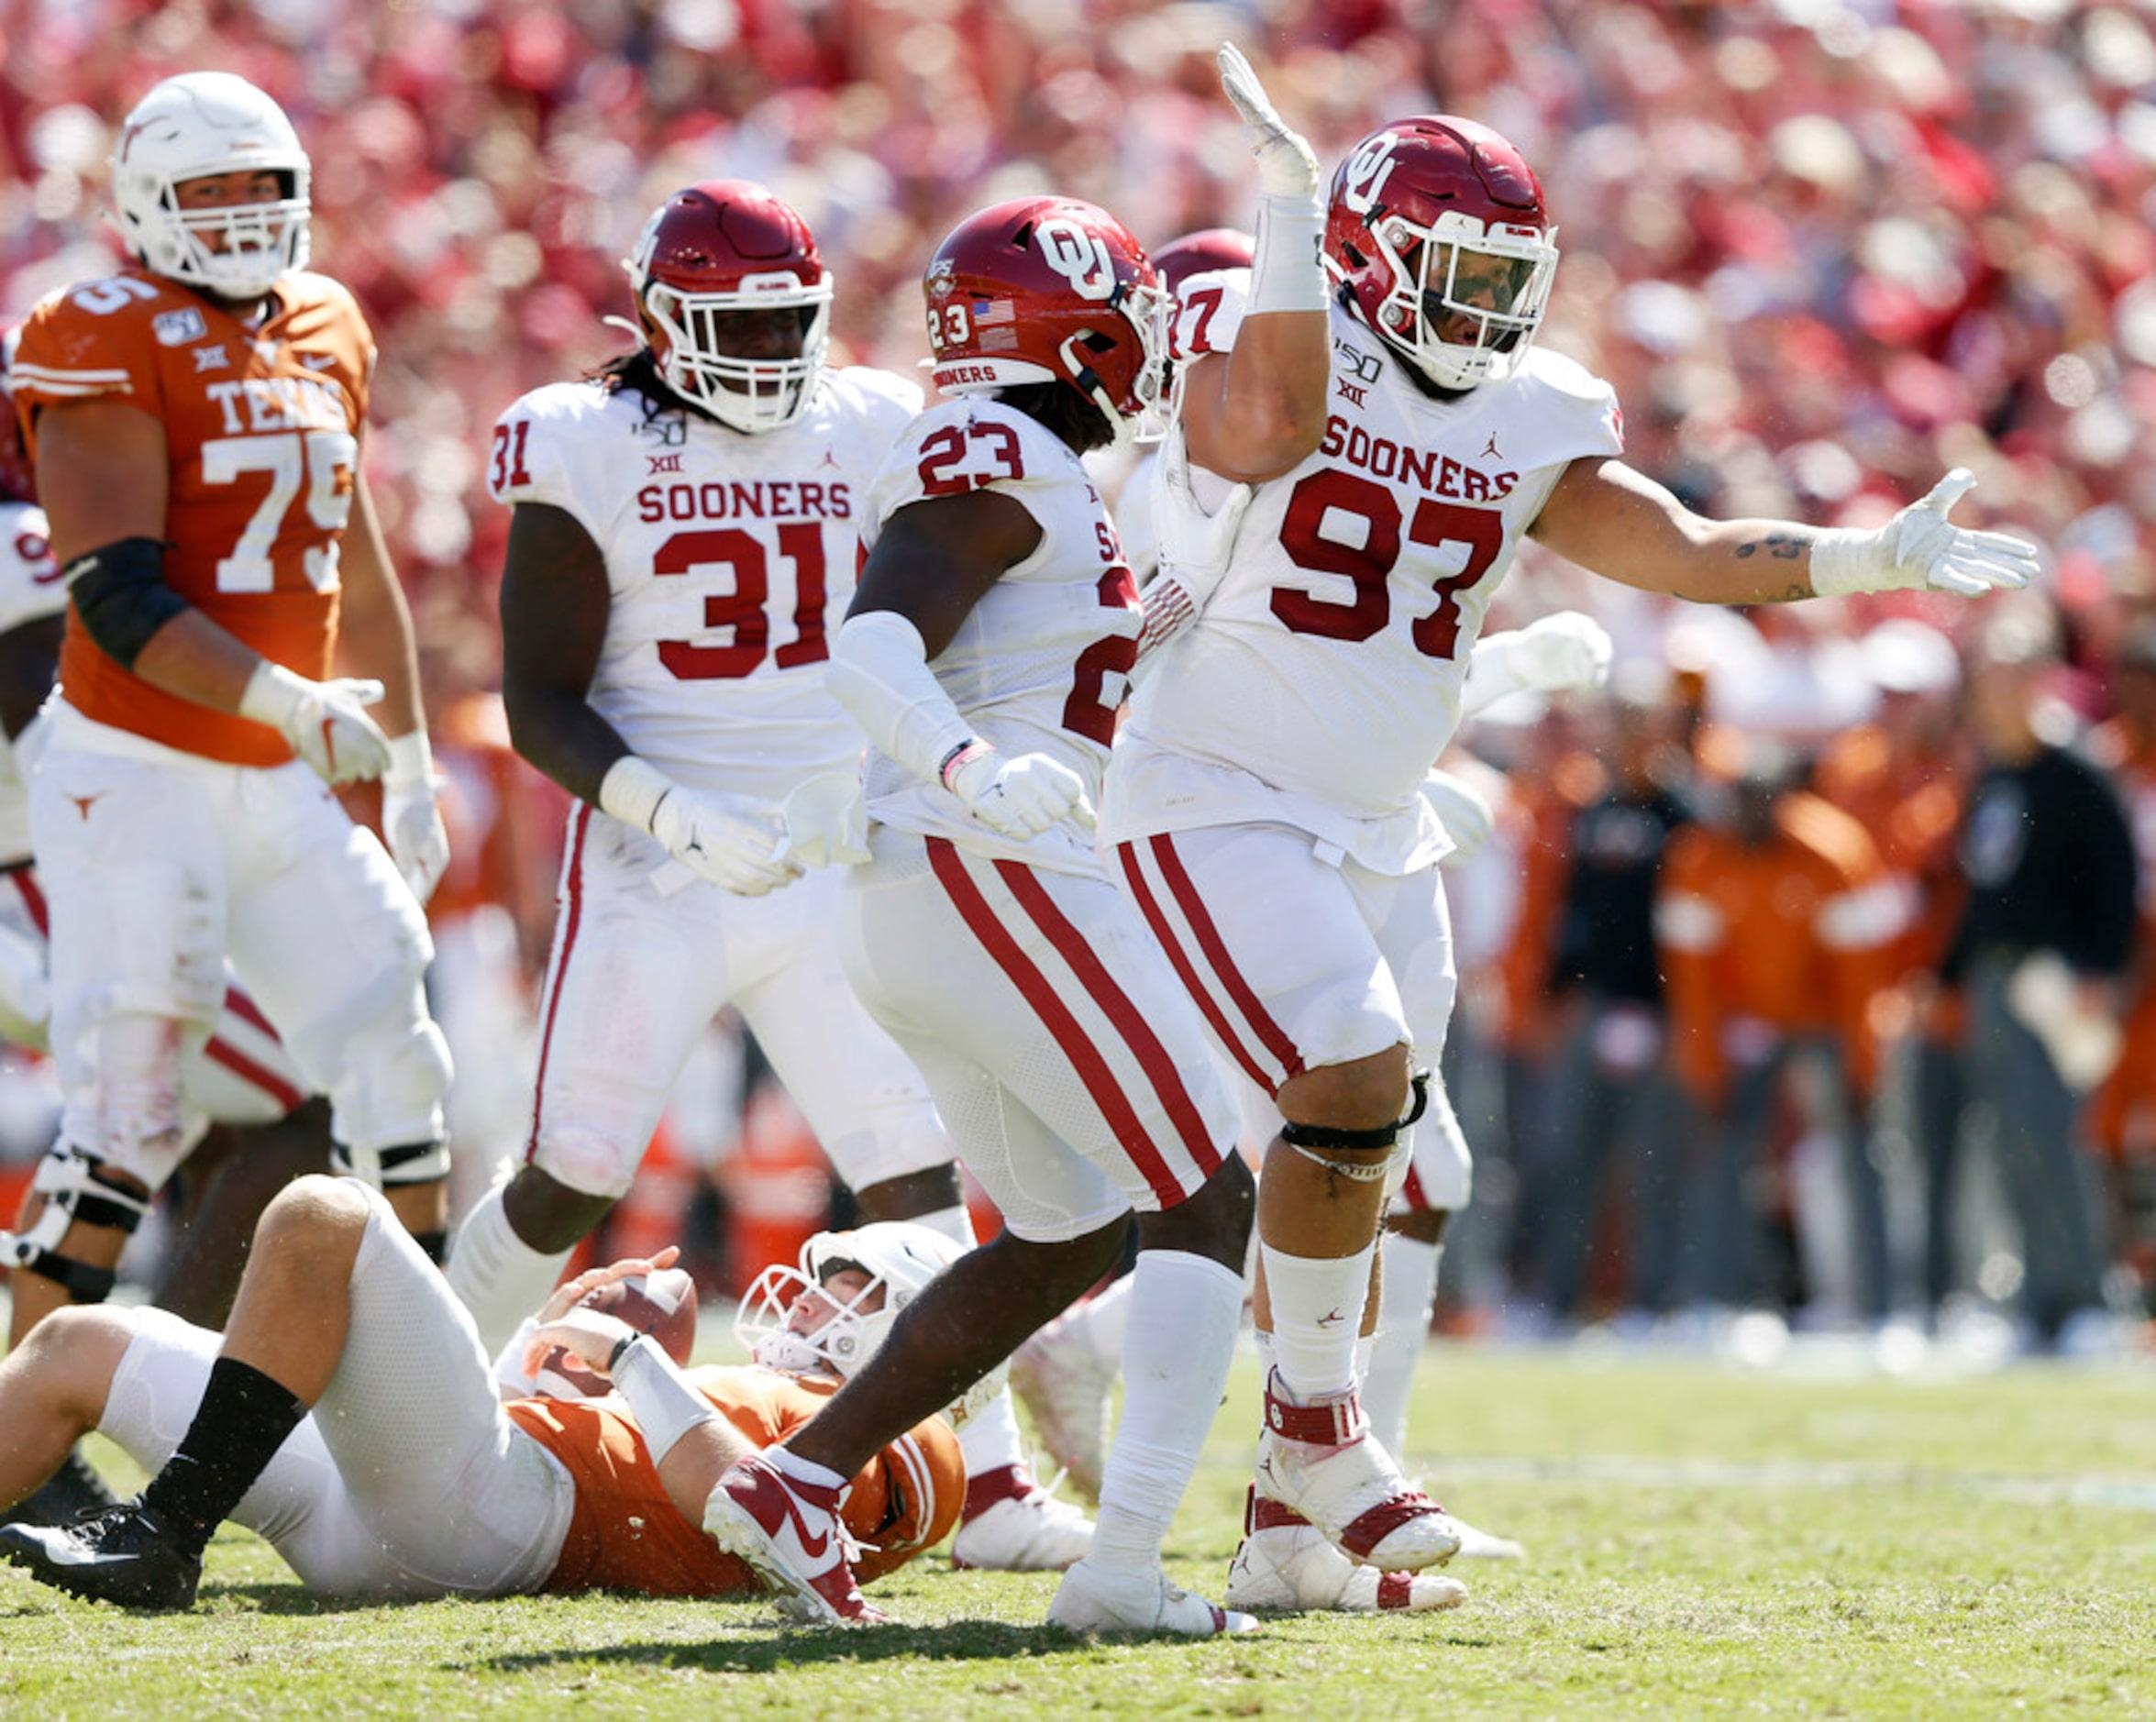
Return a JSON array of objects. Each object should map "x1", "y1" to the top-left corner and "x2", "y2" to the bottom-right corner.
[
  {"x1": 505, "y1": 1366, "x2": 963, "y2": 1598},
  {"x1": 1655, "y1": 792, "x2": 1903, "y2": 1101},
  {"x1": 11, "y1": 268, "x2": 372, "y2": 766}
]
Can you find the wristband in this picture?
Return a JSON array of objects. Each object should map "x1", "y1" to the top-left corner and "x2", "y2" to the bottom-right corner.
[
  {"x1": 610, "y1": 1333, "x2": 718, "y2": 1466},
  {"x1": 938, "y1": 739, "x2": 992, "y2": 793},
  {"x1": 1245, "y1": 194, "x2": 1328, "y2": 318},
  {"x1": 598, "y1": 755, "x2": 677, "y2": 835}
]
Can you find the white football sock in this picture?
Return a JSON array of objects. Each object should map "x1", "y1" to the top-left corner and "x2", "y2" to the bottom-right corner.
[
  {"x1": 443, "y1": 1182, "x2": 574, "y2": 1353},
  {"x1": 956, "y1": 1383, "x2": 1028, "y2": 1478},
  {"x1": 1363, "y1": 1233, "x2": 1441, "y2": 1459},
  {"x1": 1260, "y1": 1240, "x2": 1375, "y2": 1401},
  {"x1": 770, "y1": 1445, "x2": 846, "y2": 1493},
  {"x1": 1087, "y1": 1250, "x2": 1243, "y2": 1572},
  {"x1": 1068, "y1": 1270, "x2": 1133, "y2": 1361}
]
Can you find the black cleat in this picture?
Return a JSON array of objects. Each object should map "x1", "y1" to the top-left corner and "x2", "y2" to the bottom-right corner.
[
  {"x1": 0, "y1": 1448, "x2": 119, "y2": 1529},
  {"x1": 0, "y1": 1499, "x2": 202, "y2": 1610}
]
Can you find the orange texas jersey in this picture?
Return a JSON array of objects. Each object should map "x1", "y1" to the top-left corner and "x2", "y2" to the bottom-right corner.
[
  {"x1": 507, "y1": 1365, "x2": 964, "y2": 1598},
  {"x1": 11, "y1": 268, "x2": 373, "y2": 767}
]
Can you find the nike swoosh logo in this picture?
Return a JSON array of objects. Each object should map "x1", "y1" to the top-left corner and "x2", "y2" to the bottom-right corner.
[
  {"x1": 780, "y1": 1488, "x2": 833, "y2": 1562},
  {"x1": 39, "y1": 1540, "x2": 119, "y2": 1568}
]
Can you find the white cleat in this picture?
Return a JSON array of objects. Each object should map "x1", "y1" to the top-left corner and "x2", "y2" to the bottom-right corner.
[
  {"x1": 1047, "y1": 1558, "x2": 1259, "y2": 1637},
  {"x1": 702, "y1": 1454, "x2": 885, "y2": 1626},
  {"x1": 1255, "y1": 1372, "x2": 1463, "y2": 1571},
  {"x1": 1009, "y1": 1311, "x2": 1117, "y2": 1505},
  {"x1": 951, "y1": 1463, "x2": 1093, "y2": 1572},
  {"x1": 1226, "y1": 1495, "x2": 1467, "y2": 1614}
]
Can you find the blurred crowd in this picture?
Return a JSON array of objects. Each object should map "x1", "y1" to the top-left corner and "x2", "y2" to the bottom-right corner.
[{"x1": 2, "y1": 0, "x2": 2153, "y2": 1358}]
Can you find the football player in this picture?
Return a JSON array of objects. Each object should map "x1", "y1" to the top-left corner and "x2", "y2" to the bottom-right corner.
[
  {"x1": 0, "y1": 1192, "x2": 962, "y2": 1610},
  {"x1": 1105, "y1": 97, "x2": 2040, "y2": 1595},
  {"x1": 2, "y1": 75, "x2": 453, "y2": 1346},
  {"x1": 451, "y1": 179, "x2": 1086, "y2": 1573},
  {"x1": 0, "y1": 330, "x2": 333, "y2": 1528},
  {"x1": 696, "y1": 50, "x2": 1410, "y2": 1638}
]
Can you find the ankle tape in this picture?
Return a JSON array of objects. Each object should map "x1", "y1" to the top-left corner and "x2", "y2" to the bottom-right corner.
[{"x1": 1263, "y1": 1375, "x2": 1368, "y2": 1445}]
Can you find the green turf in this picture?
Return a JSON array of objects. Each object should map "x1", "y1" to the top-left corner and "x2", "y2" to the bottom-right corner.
[{"x1": 6, "y1": 1343, "x2": 2155, "y2": 1720}]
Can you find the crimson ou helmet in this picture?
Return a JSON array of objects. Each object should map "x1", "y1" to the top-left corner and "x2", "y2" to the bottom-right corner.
[
  {"x1": 0, "y1": 329, "x2": 32, "y2": 505},
  {"x1": 923, "y1": 196, "x2": 1170, "y2": 446},
  {"x1": 1151, "y1": 226, "x2": 1255, "y2": 294},
  {"x1": 1324, "y1": 116, "x2": 1560, "y2": 393},
  {"x1": 734, "y1": 1221, "x2": 1009, "y2": 1425},
  {"x1": 624, "y1": 181, "x2": 834, "y2": 434}
]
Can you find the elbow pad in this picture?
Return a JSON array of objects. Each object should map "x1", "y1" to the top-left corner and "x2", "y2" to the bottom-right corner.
[{"x1": 65, "y1": 537, "x2": 188, "y2": 669}]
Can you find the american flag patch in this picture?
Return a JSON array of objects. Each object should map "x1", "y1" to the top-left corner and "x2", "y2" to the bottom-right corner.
[{"x1": 973, "y1": 299, "x2": 1015, "y2": 326}]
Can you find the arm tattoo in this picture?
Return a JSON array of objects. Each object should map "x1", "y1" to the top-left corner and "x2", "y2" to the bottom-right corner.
[{"x1": 1732, "y1": 532, "x2": 1810, "y2": 561}]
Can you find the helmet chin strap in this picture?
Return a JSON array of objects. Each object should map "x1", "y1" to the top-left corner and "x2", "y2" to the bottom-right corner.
[{"x1": 1058, "y1": 337, "x2": 1132, "y2": 448}]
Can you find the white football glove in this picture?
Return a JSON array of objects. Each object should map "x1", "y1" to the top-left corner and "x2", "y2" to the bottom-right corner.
[
  {"x1": 1218, "y1": 42, "x2": 1320, "y2": 200},
  {"x1": 599, "y1": 756, "x2": 803, "y2": 897},
  {"x1": 945, "y1": 743, "x2": 1096, "y2": 838},
  {"x1": 1809, "y1": 469, "x2": 2042, "y2": 598},
  {"x1": 649, "y1": 786, "x2": 803, "y2": 897},
  {"x1": 776, "y1": 769, "x2": 870, "y2": 868},
  {"x1": 381, "y1": 731, "x2": 450, "y2": 905},
  {"x1": 238, "y1": 661, "x2": 393, "y2": 786},
  {"x1": 1463, "y1": 611, "x2": 1614, "y2": 717},
  {"x1": 1421, "y1": 767, "x2": 1496, "y2": 865}
]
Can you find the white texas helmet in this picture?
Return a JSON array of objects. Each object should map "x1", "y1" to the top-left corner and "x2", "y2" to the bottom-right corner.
[
  {"x1": 735, "y1": 1220, "x2": 1007, "y2": 1423},
  {"x1": 110, "y1": 72, "x2": 311, "y2": 301}
]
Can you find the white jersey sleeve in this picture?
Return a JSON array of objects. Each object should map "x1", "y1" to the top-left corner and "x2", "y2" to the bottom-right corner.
[
  {"x1": 1104, "y1": 300, "x2": 1623, "y2": 869},
  {"x1": 487, "y1": 368, "x2": 918, "y2": 807},
  {"x1": 0, "y1": 501, "x2": 63, "y2": 864},
  {"x1": 859, "y1": 399, "x2": 1140, "y2": 878}
]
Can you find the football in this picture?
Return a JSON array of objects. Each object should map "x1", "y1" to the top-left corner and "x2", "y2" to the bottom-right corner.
[{"x1": 579, "y1": 1266, "x2": 700, "y2": 1366}]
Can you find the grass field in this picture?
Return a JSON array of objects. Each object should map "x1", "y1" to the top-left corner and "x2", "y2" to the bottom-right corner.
[{"x1": 6, "y1": 1333, "x2": 2155, "y2": 1721}]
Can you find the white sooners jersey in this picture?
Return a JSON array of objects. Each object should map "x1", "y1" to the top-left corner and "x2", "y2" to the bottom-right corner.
[
  {"x1": 860, "y1": 399, "x2": 1140, "y2": 878},
  {"x1": 1108, "y1": 275, "x2": 1622, "y2": 863},
  {"x1": 0, "y1": 499, "x2": 64, "y2": 865},
  {"x1": 486, "y1": 367, "x2": 921, "y2": 803}
]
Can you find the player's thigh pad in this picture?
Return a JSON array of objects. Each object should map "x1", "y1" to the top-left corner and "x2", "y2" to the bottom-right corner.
[
  {"x1": 100, "y1": 1307, "x2": 404, "y2": 1593},
  {"x1": 313, "y1": 1180, "x2": 573, "y2": 1595},
  {"x1": 732, "y1": 867, "x2": 952, "y2": 1191},
  {"x1": 1115, "y1": 824, "x2": 1447, "y2": 1093},
  {"x1": 522, "y1": 823, "x2": 740, "y2": 1199},
  {"x1": 839, "y1": 833, "x2": 1237, "y2": 1234}
]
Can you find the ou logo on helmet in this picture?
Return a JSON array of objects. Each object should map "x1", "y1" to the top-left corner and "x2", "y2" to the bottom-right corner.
[
  {"x1": 1034, "y1": 216, "x2": 1117, "y2": 301},
  {"x1": 1340, "y1": 131, "x2": 1400, "y2": 216}
]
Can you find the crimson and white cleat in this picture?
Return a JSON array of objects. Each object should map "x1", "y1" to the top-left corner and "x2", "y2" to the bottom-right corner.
[
  {"x1": 950, "y1": 1463, "x2": 1093, "y2": 1572},
  {"x1": 1226, "y1": 1491, "x2": 1466, "y2": 1614},
  {"x1": 1009, "y1": 1310, "x2": 1116, "y2": 1505},
  {"x1": 702, "y1": 1453, "x2": 886, "y2": 1626},
  {"x1": 1047, "y1": 1557, "x2": 1259, "y2": 1637},
  {"x1": 1254, "y1": 1372, "x2": 1462, "y2": 1571}
]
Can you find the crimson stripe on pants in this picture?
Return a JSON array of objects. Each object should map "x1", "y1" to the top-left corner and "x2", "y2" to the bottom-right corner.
[
  {"x1": 1139, "y1": 833, "x2": 1305, "y2": 1086},
  {"x1": 203, "y1": 1036, "x2": 305, "y2": 1116},
  {"x1": 924, "y1": 837, "x2": 1187, "y2": 1208},
  {"x1": 525, "y1": 802, "x2": 592, "y2": 1164},
  {"x1": 992, "y1": 855, "x2": 1223, "y2": 1182},
  {"x1": 1114, "y1": 840, "x2": 1276, "y2": 1094}
]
